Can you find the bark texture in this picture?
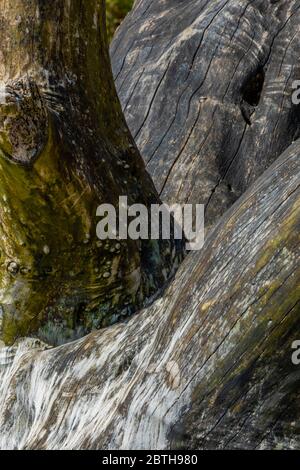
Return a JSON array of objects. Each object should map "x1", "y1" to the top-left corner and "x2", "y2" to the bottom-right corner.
[
  {"x1": 0, "y1": 0, "x2": 182, "y2": 346},
  {"x1": 0, "y1": 0, "x2": 299, "y2": 451},
  {"x1": 0, "y1": 144, "x2": 299, "y2": 449},
  {"x1": 111, "y1": 0, "x2": 300, "y2": 226}
]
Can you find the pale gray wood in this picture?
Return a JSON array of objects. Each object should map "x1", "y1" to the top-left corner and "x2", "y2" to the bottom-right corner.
[
  {"x1": 0, "y1": 143, "x2": 299, "y2": 449},
  {"x1": 112, "y1": 0, "x2": 300, "y2": 227}
]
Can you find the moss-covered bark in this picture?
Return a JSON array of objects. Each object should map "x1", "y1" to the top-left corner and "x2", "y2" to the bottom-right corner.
[{"x1": 0, "y1": 0, "x2": 183, "y2": 346}]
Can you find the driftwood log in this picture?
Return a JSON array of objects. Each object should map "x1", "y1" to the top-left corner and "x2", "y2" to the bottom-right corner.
[
  {"x1": 0, "y1": 0, "x2": 299, "y2": 450},
  {"x1": 111, "y1": 0, "x2": 300, "y2": 226},
  {"x1": 0, "y1": 143, "x2": 299, "y2": 449}
]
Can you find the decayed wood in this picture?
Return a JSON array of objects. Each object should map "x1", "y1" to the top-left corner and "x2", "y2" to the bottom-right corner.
[
  {"x1": 111, "y1": 0, "x2": 300, "y2": 226},
  {"x1": 0, "y1": 143, "x2": 299, "y2": 449},
  {"x1": 0, "y1": 0, "x2": 183, "y2": 346},
  {"x1": 0, "y1": 0, "x2": 299, "y2": 451}
]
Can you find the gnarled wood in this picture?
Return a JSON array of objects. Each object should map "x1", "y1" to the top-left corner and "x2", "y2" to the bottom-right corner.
[
  {"x1": 111, "y1": 0, "x2": 300, "y2": 226},
  {"x1": 0, "y1": 143, "x2": 299, "y2": 449},
  {"x1": 0, "y1": 0, "x2": 299, "y2": 451}
]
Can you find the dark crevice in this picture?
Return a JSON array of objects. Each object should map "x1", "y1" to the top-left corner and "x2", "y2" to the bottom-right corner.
[
  {"x1": 239, "y1": 67, "x2": 265, "y2": 125},
  {"x1": 72, "y1": 303, "x2": 87, "y2": 329},
  {"x1": 241, "y1": 67, "x2": 265, "y2": 107}
]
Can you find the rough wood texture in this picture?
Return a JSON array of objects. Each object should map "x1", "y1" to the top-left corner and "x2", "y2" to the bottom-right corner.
[
  {"x1": 0, "y1": 143, "x2": 299, "y2": 449},
  {"x1": 0, "y1": 0, "x2": 299, "y2": 450},
  {"x1": 111, "y1": 0, "x2": 300, "y2": 226},
  {"x1": 0, "y1": 0, "x2": 183, "y2": 346}
]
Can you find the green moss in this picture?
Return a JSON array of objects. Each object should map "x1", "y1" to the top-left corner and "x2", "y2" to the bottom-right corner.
[
  {"x1": 0, "y1": 121, "x2": 141, "y2": 345},
  {"x1": 106, "y1": 0, "x2": 134, "y2": 41},
  {"x1": 190, "y1": 200, "x2": 300, "y2": 404},
  {"x1": 0, "y1": 0, "x2": 183, "y2": 346}
]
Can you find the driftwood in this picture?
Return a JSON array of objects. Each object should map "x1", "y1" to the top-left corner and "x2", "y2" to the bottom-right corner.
[
  {"x1": 111, "y1": 0, "x2": 300, "y2": 226},
  {"x1": 0, "y1": 0, "x2": 299, "y2": 450},
  {"x1": 0, "y1": 143, "x2": 299, "y2": 449}
]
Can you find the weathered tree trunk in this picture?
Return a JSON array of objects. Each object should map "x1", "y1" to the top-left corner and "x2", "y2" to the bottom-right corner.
[
  {"x1": 0, "y1": 0, "x2": 299, "y2": 451},
  {"x1": 0, "y1": 0, "x2": 182, "y2": 346},
  {"x1": 0, "y1": 144, "x2": 299, "y2": 449},
  {"x1": 111, "y1": 0, "x2": 300, "y2": 227}
]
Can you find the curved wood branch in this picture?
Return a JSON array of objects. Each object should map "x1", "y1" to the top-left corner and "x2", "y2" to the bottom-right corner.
[
  {"x1": 112, "y1": 0, "x2": 300, "y2": 227},
  {"x1": 0, "y1": 142, "x2": 299, "y2": 449}
]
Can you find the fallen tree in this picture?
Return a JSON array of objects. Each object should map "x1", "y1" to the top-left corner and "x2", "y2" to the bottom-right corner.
[{"x1": 0, "y1": 142, "x2": 299, "y2": 449}]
